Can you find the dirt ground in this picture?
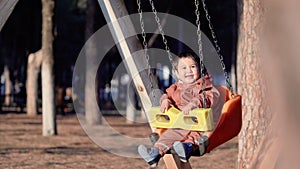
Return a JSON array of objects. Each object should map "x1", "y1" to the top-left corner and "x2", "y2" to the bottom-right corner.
[{"x1": 0, "y1": 113, "x2": 238, "y2": 169}]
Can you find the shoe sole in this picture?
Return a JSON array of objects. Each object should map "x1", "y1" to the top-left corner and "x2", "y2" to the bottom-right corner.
[
  {"x1": 173, "y1": 141, "x2": 187, "y2": 163},
  {"x1": 138, "y1": 145, "x2": 158, "y2": 168}
]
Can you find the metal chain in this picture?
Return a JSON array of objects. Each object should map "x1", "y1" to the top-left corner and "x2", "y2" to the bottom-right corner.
[
  {"x1": 138, "y1": 0, "x2": 232, "y2": 107},
  {"x1": 201, "y1": 0, "x2": 234, "y2": 94},
  {"x1": 137, "y1": 0, "x2": 149, "y2": 63},
  {"x1": 148, "y1": 0, "x2": 175, "y2": 69},
  {"x1": 195, "y1": 0, "x2": 207, "y2": 108},
  {"x1": 137, "y1": 0, "x2": 156, "y2": 103}
]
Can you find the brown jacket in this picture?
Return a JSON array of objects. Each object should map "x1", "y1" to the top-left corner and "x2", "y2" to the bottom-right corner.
[
  {"x1": 155, "y1": 75, "x2": 221, "y2": 155},
  {"x1": 160, "y1": 75, "x2": 218, "y2": 110}
]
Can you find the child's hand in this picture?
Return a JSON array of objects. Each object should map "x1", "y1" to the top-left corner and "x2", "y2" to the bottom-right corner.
[
  {"x1": 160, "y1": 99, "x2": 171, "y2": 112},
  {"x1": 182, "y1": 103, "x2": 196, "y2": 115}
]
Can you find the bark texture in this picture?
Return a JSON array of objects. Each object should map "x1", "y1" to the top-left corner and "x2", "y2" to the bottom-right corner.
[
  {"x1": 84, "y1": 0, "x2": 101, "y2": 125},
  {"x1": 41, "y1": 0, "x2": 56, "y2": 136},
  {"x1": 237, "y1": 0, "x2": 268, "y2": 168},
  {"x1": 248, "y1": 0, "x2": 300, "y2": 168},
  {"x1": 26, "y1": 50, "x2": 42, "y2": 116},
  {"x1": 4, "y1": 65, "x2": 11, "y2": 106}
]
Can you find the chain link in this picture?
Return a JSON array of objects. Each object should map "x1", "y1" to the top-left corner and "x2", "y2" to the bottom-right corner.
[
  {"x1": 148, "y1": 0, "x2": 175, "y2": 69},
  {"x1": 195, "y1": 0, "x2": 207, "y2": 108},
  {"x1": 201, "y1": 0, "x2": 234, "y2": 94},
  {"x1": 137, "y1": 0, "x2": 234, "y2": 106},
  {"x1": 137, "y1": 0, "x2": 156, "y2": 103}
]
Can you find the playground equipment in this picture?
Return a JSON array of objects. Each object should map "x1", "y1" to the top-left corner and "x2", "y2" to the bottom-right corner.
[
  {"x1": 99, "y1": 0, "x2": 242, "y2": 168},
  {"x1": 149, "y1": 107, "x2": 214, "y2": 131},
  {"x1": 137, "y1": 0, "x2": 242, "y2": 161}
]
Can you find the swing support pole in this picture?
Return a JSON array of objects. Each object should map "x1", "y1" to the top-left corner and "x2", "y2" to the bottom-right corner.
[
  {"x1": 0, "y1": 0, "x2": 19, "y2": 31},
  {"x1": 98, "y1": 0, "x2": 191, "y2": 168}
]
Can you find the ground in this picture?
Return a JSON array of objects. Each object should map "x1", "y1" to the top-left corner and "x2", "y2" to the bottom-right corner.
[{"x1": 0, "y1": 113, "x2": 238, "y2": 169}]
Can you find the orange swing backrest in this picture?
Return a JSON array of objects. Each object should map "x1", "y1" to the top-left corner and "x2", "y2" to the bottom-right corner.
[{"x1": 206, "y1": 86, "x2": 242, "y2": 152}]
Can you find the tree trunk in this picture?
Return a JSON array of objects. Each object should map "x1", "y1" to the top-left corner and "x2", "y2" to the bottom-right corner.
[
  {"x1": 4, "y1": 65, "x2": 11, "y2": 106},
  {"x1": 26, "y1": 50, "x2": 42, "y2": 116},
  {"x1": 41, "y1": 0, "x2": 56, "y2": 136},
  {"x1": 248, "y1": 0, "x2": 300, "y2": 168},
  {"x1": 237, "y1": 0, "x2": 267, "y2": 168},
  {"x1": 126, "y1": 83, "x2": 136, "y2": 124},
  {"x1": 84, "y1": 43, "x2": 101, "y2": 125},
  {"x1": 84, "y1": 0, "x2": 101, "y2": 125}
]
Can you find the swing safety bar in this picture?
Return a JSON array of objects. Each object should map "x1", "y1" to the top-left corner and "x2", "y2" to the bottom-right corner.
[{"x1": 149, "y1": 107, "x2": 214, "y2": 131}]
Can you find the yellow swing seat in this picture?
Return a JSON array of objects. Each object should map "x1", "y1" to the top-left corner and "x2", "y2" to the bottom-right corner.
[
  {"x1": 149, "y1": 106, "x2": 214, "y2": 131},
  {"x1": 148, "y1": 86, "x2": 242, "y2": 154}
]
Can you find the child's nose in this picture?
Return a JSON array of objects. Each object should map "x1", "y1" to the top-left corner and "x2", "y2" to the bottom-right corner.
[{"x1": 187, "y1": 67, "x2": 192, "y2": 72}]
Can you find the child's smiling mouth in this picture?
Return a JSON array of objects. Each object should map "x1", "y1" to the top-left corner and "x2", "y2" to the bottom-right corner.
[{"x1": 185, "y1": 74, "x2": 194, "y2": 78}]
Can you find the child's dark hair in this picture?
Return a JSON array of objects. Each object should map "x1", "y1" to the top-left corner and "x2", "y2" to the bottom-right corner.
[{"x1": 174, "y1": 51, "x2": 207, "y2": 74}]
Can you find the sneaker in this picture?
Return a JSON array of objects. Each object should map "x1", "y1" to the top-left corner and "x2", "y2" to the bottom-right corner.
[
  {"x1": 138, "y1": 145, "x2": 161, "y2": 168},
  {"x1": 173, "y1": 141, "x2": 193, "y2": 163}
]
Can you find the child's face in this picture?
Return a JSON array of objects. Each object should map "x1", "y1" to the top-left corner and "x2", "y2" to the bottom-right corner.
[{"x1": 175, "y1": 57, "x2": 200, "y2": 84}]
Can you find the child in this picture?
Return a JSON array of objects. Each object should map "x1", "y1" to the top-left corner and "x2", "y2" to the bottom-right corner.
[{"x1": 138, "y1": 51, "x2": 220, "y2": 168}]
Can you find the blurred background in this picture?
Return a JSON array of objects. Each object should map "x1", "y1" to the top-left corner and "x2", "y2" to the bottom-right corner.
[
  {"x1": 0, "y1": 0, "x2": 237, "y2": 115},
  {"x1": 2, "y1": 0, "x2": 300, "y2": 168}
]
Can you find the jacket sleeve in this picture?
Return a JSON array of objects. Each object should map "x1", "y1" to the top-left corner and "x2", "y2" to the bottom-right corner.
[
  {"x1": 196, "y1": 75, "x2": 219, "y2": 108},
  {"x1": 159, "y1": 84, "x2": 177, "y2": 105}
]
